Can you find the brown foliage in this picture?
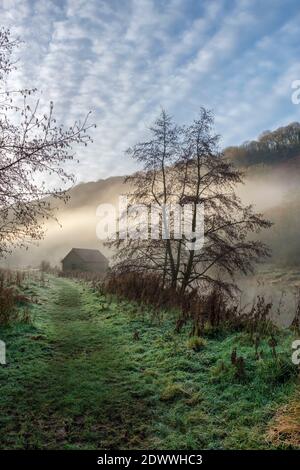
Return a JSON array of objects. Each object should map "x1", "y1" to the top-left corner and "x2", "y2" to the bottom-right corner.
[
  {"x1": 103, "y1": 271, "x2": 241, "y2": 334},
  {"x1": 102, "y1": 270, "x2": 283, "y2": 341},
  {"x1": 0, "y1": 285, "x2": 17, "y2": 325},
  {"x1": 0, "y1": 268, "x2": 31, "y2": 325},
  {"x1": 266, "y1": 389, "x2": 300, "y2": 448}
]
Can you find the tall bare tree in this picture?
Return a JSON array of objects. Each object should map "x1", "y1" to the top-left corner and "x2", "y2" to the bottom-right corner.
[
  {"x1": 0, "y1": 28, "x2": 95, "y2": 256},
  {"x1": 110, "y1": 108, "x2": 271, "y2": 294},
  {"x1": 177, "y1": 108, "x2": 271, "y2": 293},
  {"x1": 122, "y1": 110, "x2": 181, "y2": 286}
]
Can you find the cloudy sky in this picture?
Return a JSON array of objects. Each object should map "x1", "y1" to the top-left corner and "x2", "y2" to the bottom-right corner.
[{"x1": 1, "y1": 0, "x2": 300, "y2": 182}]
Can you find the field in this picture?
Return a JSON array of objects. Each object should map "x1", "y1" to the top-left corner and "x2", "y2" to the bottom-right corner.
[{"x1": 0, "y1": 274, "x2": 299, "y2": 449}]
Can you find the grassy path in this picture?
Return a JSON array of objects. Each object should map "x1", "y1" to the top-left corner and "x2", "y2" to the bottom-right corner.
[
  {"x1": 0, "y1": 276, "x2": 298, "y2": 449},
  {"x1": 0, "y1": 277, "x2": 152, "y2": 449}
]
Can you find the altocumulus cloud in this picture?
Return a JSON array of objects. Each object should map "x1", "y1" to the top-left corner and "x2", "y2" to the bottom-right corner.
[{"x1": 1, "y1": 0, "x2": 300, "y2": 182}]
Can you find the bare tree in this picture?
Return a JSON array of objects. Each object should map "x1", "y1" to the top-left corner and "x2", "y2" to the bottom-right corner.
[
  {"x1": 109, "y1": 108, "x2": 271, "y2": 294},
  {"x1": 108, "y1": 110, "x2": 184, "y2": 287},
  {"x1": 0, "y1": 28, "x2": 95, "y2": 256},
  {"x1": 177, "y1": 108, "x2": 271, "y2": 293}
]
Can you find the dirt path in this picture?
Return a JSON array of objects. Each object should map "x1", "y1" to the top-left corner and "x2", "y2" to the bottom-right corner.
[{"x1": 0, "y1": 277, "x2": 152, "y2": 449}]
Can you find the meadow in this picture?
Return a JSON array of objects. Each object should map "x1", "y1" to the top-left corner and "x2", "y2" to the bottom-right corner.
[{"x1": 0, "y1": 271, "x2": 298, "y2": 449}]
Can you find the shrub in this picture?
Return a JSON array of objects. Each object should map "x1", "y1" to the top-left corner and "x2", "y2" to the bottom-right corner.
[
  {"x1": 104, "y1": 272, "x2": 180, "y2": 309},
  {"x1": 0, "y1": 269, "x2": 31, "y2": 325},
  {"x1": 104, "y1": 271, "x2": 241, "y2": 334},
  {"x1": 243, "y1": 296, "x2": 276, "y2": 338},
  {"x1": 78, "y1": 270, "x2": 281, "y2": 340},
  {"x1": 0, "y1": 286, "x2": 17, "y2": 325}
]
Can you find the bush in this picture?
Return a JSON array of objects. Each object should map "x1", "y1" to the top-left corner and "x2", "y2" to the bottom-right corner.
[
  {"x1": 0, "y1": 286, "x2": 17, "y2": 325},
  {"x1": 84, "y1": 270, "x2": 282, "y2": 340},
  {"x1": 104, "y1": 271, "x2": 241, "y2": 334},
  {"x1": 104, "y1": 272, "x2": 180, "y2": 308},
  {"x1": 0, "y1": 269, "x2": 31, "y2": 325}
]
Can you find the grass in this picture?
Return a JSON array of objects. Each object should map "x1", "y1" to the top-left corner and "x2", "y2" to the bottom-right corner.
[{"x1": 0, "y1": 275, "x2": 298, "y2": 449}]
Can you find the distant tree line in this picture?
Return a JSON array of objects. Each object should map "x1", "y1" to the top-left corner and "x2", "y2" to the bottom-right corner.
[{"x1": 225, "y1": 122, "x2": 300, "y2": 167}]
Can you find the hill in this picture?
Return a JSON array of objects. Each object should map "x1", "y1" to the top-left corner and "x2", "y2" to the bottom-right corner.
[
  {"x1": 3, "y1": 122, "x2": 300, "y2": 269},
  {"x1": 2, "y1": 176, "x2": 128, "y2": 268},
  {"x1": 224, "y1": 122, "x2": 300, "y2": 167}
]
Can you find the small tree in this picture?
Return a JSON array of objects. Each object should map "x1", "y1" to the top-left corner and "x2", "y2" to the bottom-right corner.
[{"x1": 0, "y1": 28, "x2": 95, "y2": 256}]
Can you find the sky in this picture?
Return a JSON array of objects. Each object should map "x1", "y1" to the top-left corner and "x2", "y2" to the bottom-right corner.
[{"x1": 1, "y1": 0, "x2": 300, "y2": 183}]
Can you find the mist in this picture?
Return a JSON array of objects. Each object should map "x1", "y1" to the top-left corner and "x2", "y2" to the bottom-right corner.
[{"x1": 2, "y1": 157, "x2": 300, "y2": 275}]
